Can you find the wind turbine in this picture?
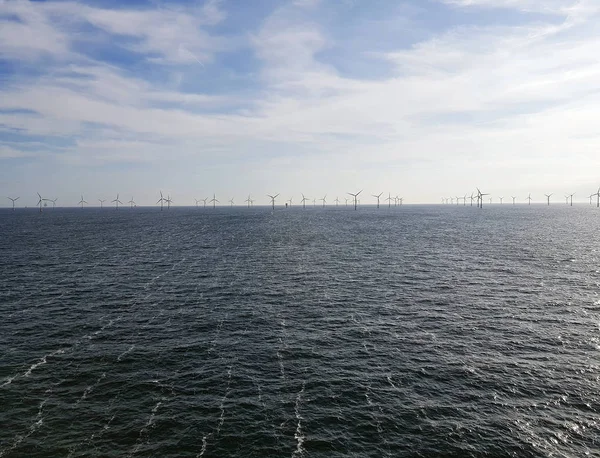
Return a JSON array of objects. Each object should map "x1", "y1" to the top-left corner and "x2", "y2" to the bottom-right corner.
[
  {"x1": 267, "y1": 193, "x2": 279, "y2": 210},
  {"x1": 334, "y1": 197, "x2": 340, "y2": 206},
  {"x1": 372, "y1": 192, "x2": 383, "y2": 209},
  {"x1": 112, "y1": 194, "x2": 123, "y2": 210},
  {"x1": 312, "y1": 198, "x2": 316, "y2": 207},
  {"x1": 128, "y1": 197, "x2": 135, "y2": 209},
  {"x1": 166, "y1": 195, "x2": 173, "y2": 209},
  {"x1": 98, "y1": 199, "x2": 105, "y2": 208},
  {"x1": 589, "y1": 194, "x2": 594, "y2": 205},
  {"x1": 596, "y1": 187, "x2": 600, "y2": 208},
  {"x1": 385, "y1": 193, "x2": 393, "y2": 209},
  {"x1": 36, "y1": 193, "x2": 45, "y2": 212},
  {"x1": 78, "y1": 195, "x2": 88, "y2": 209},
  {"x1": 544, "y1": 193, "x2": 552, "y2": 206},
  {"x1": 7, "y1": 196, "x2": 19, "y2": 210},
  {"x1": 511, "y1": 196, "x2": 516, "y2": 205},
  {"x1": 229, "y1": 198, "x2": 234, "y2": 207},
  {"x1": 463, "y1": 193, "x2": 468, "y2": 206},
  {"x1": 526, "y1": 194, "x2": 532, "y2": 205},
  {"x1": 564, "y1": 195, "x2": 569, "y2": 205},
  {"x1": 476, "y1": 188, "x2": 489, "y2": 208},
  {"x1": 456, "y1": 196, "x2": 461, "y2": 206},
  {"x1": 245, "y1": 195, "x2": 252, "y2": 208},
  {"x1": 569, "y1": 193, "x2": 575, "y2": 207},
  {"x1": 348, "y1": 190, "x2": 362, "y2": 211},
  {"x1": 320, "y1": 195, "x2": 327, "y2": 208},
  {"x1": 195, "y1": 198, "x2": 201, "y2": 208},
  {"x1": 287, "y1": 197, "x2": 293, "y2": 207},
  {"x1": 157, "y1": 191, "x2": 166, "y2": 211},
  {"x1": 499, "y1": 196, "x2": 503, "y2": 204},
  {"x1": 301, "y1": 193, "x2": 309, "y2": 209},
  {"x1": 202, "y1": 197, "x2": 208, "y2": 208},
  {"x1": 469, "y1": 193, "x2": 475, "y2": 207},
  {"x1": 345, "y1": 197, "x2": 349, "y2": 207},
  {"x1": 49, "y1": 198, "x2": 57, "y2": 209}
]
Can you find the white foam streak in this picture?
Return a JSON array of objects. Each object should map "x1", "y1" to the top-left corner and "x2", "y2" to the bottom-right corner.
[{"x1": 292, "y1": 382, "x2": 306, "y2": 458}]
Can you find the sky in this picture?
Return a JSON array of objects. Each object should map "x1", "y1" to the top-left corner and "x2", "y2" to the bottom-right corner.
[{"x1": 1, "y1": 0, "x2": 600, "y2": 206}]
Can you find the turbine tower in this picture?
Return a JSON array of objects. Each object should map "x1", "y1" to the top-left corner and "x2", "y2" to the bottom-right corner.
[
  {"x1": 128, "y1": 197, "x2": 135, "y2": 209},
  {"x1": 7, "y1": 196, "x2": 19, "y2": 210},
  {"x1": 372, "y1": 192, "x2": 383, "y2": 209},
  {"x1": 267, "y1": 193, "x2": 279, "y2": 210},
  {"x1": 49, "y1": 198, "x2": 57, "y2": 209},
  {"x1": 334, "y1": 197, "x2": 340, "y2": 206},
  {"x1": 79, "y1": 195, "x2": 88, "y2": 209},
  {"x1": 202, "y1": 197, "x2": 208, "y2": 208},
  {"x1": 98, "y1": 199, "x2": 105, "y2": 208},
  {"x1": 348, "y1": 190, "x2": 362, "y2": 211},
  {"x1": 526, "y1": 194, "x2": 532, "y2": 205},
  {"x1": 245, "y1": 195, "x2": 252, "y2": 208},
  {"x1": 287, "y1": 197, "x2": 293, "y2": 207},
  {"x1": 229, "y1": 198, "x2": 234, "y2": 207},
  {"x1": 112, "y1": 194, "x2": 123, "y2": 210},
  {"x1": 569, "y1": 193, "x2": 575, "y2": 207},
  {"x1": 511, "y1": 196, "x2": 516, "y2": 205},
  {"x1": 166, "y1": 195, "x2": 173, "y2": 209},
  {"x1": 499, "y1": 196, "x2": 503, "y2": 204},
  {"x1": 544, "y1": 193, "x2": 552, "y2": 206}
]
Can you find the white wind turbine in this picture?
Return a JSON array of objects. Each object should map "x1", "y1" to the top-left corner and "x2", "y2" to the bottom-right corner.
[
  {"x1": 128, "y1": 197, "x2": 135, "y2": 209},
  {"x1": 245, "y1": 195, "x2": 252, "y2": 208},
  {"x1": 334, "y1": 197, "x2": 340, "y2": 206},
  {"x1": 385, "y1": 192, "x2": 393, "y2": 209},
  {"x1": 229, "y1": 198, "x2": 234, "y2": 207},
  {"x1": 544, "y1": 193, "x2": 552, "y2": 206},
  {"x1": 7, "y1": 196, "x2": 19, "y2": 210},
  {"x1": 301, "y1": 193, "x2": 309, "y2": 209},
  {"x1": 202, "y1": 197, "x2": 209, "y2": 208},
  {"x1": 372, "y1": 192, "x2": 383, "y2": 209},
  {"x1": 287, "y1": 197, "x2": 293, "y2": 207},
  {"x1": 166, "y1": 195, "x2": 173, "y2": 209},
  {"x1": 79, "y1": 195, "x2": 88, "y2": 209},
  {"x1": 49, "y1": 198, "x2": 57, "y2": 209},
  {"x1": 157, "y1": 191, "x2": 166, "y2": 211},
  {"x1": 526, "y1": 194, "x2": 532, "y2": 205},
  {"x1": 320, "y1": 194, "x2": 327, "y2": 208},
  {"x1": 112, "y1": 194, "x2": 123, "y2": 210},
  {"x1": 499, "y1": 196, "x2": 503, "y2": 204},
  {"x1": 348, "y1": 190, "x2": 362, "y2": 211},
  {"x1": 569, "y1": 192, "x2": 575, "y2": 206},
  {"x1": 267, "y1": 193, "x2": 279, "y2": 210},
  {"x1": 511, "y1": 196, "x2": 516, "y2": 205},
  {"x1": 98, "y1": 199, "x2": 105, "y2": 208},
  {"x1": 210, "y1": 194, "x2": 219, "y2": 209}
]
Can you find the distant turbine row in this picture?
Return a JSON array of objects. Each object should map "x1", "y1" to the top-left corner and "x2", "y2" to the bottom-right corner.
[
  {"x1": 7, "y1": 188, "x2": 600, "y2": 211},
  {"x1": 442, "y1": 190, "x2": 592, "y2": 207}
]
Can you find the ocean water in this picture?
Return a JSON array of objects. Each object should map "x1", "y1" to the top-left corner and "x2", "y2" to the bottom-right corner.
[{"x1": 1, "y1": 205, "x2": 599, "y2": 457}]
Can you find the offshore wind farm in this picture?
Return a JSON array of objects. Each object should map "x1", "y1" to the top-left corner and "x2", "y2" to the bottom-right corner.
[{"x1": 3, "y1": 0, "x2": 600, "y2": 457}]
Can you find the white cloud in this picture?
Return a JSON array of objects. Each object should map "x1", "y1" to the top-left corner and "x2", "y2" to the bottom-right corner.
[{"x1": 2, "y1": 0, "x2": 600, "y2": 204}]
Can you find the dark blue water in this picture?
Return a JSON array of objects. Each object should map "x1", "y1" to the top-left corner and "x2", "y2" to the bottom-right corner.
[{"x1": 1, "y1": 205, "x2": 600, "y2": 457}]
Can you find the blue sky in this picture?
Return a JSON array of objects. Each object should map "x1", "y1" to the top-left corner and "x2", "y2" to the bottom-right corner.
[{"x1": 1, "y1": 0, "x2": 600, "y2": 206}]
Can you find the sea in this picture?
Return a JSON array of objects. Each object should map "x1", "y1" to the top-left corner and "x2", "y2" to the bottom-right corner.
[{"x1": 1, "y1": 204, "x2": 599, "y2": 457}]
